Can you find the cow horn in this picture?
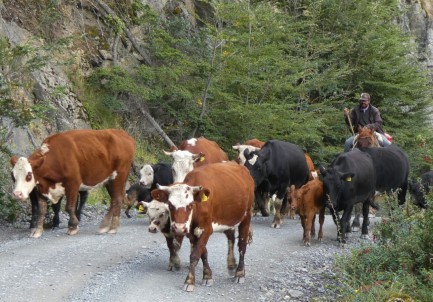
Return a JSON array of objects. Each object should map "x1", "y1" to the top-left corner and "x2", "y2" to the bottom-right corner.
[{"x1": 163, "y1": 150, "x2": 173, "y2": 156}]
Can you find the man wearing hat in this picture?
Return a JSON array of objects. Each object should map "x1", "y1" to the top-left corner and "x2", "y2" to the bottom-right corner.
[{"x1": 343, "y1": 92, "x2": 391, "y2": 152}]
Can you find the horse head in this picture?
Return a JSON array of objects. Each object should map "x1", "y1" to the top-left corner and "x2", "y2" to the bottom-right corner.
[{"x1": 354, "y1": 126, "x2": 380, "y2": 148}]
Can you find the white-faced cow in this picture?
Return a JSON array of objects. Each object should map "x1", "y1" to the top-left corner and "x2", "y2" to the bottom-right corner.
[
  {"x1": 289, "y1": 178, "x2": 325, "y2": 246},
  {"x1": 246, "y1": 140, "x2": 310, "y2": 228},
  {"x1": 151, "y1": 161, "x2": 254, "y2": 292},
  {"x1": 320, "y1": 149, "x2": 377, "y2": 243},
  {"x1": 232, "y1": 138, "x2": 265, "y2": 165},
  {"x1": 10, "y1": 129, "x2": 135, "y2": 238},
  {"x1": 164, "y1": 137, "x2": 229, "y2": 182},
  {"x1": 140, "y1": 199, "x2": 184, "y2": 271},
  {"x1": 408, "y1": 170, "x2": 433, "y2": 208},
  {"x1": 139, "y1": 162, "x2": 173, "y2": 189}
]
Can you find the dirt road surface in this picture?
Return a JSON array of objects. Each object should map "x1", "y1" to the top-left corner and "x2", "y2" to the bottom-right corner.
[{"x1": 0, "y1": 209, "x2": 369, "y2": 302}]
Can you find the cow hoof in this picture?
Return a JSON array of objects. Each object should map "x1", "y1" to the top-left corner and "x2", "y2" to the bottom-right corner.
[
  {"x1": 107, "y1": 228, "x2": 118, "y2": 234},
  {"x1": 98, "y1": 227, "x2": 110, "y2": 234},
  {"x1": 351, "y1": 226, "x2": 360, "y2": 232},
  {"x1": 202, "y1": 279, "x2": 214, "y2": 287},
  {"x1": 183, "y1": 284, "x2": 195, "y2": 292},
  {"x1": 271, "y1": 223, "x2": 281, "y2": 229},
  {"x1": 304, "y1": 242, "x2": 311, "y2": 247},
  {"x1": 30, "y1": 229, "x2": 43, "y2": 238},
  {"x1": 235, "y1": 276, "x2": 245, "y2": 284},
  {"x1": 67, "y1": 226, "x2": 79, "y2": 236}
]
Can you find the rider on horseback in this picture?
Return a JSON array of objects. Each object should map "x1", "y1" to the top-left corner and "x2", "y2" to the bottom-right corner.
[{"x1": 343, "y1": 92, "x2": 391, "y2": 152}]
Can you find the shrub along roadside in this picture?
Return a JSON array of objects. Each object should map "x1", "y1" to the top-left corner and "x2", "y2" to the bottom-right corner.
[{"x1": 335, "y1": 194, "x2": 433, "y2": 302}]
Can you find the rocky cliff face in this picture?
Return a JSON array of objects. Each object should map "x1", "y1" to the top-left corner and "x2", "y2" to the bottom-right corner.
[{"x1": 0, "y1": 0, "x2": 431, "y2": 156}]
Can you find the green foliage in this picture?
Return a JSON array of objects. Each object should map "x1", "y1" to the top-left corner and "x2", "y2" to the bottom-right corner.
[
  {"x1": 336, "y1": 195, "x2": 433, "y2": 301},
  {"x1": 0, "y1": 147, "x2": 20, "y2": 222}
]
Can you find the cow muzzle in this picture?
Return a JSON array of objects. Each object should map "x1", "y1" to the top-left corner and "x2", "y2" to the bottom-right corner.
[
  {"x1": 12, "y1": 190, "x2": 27, "y2": 201},
  {"x1": 171, "y1": 223, "x2": 187, "y2": 235}
]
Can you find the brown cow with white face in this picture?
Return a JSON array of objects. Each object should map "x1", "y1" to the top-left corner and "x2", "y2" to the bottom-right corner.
[
  {"x1": 164, "y1": 137, "x2": 229, "y2": 182},
  {"x1": 10, "y1": 129, "x2": 135, "y2": 238},
  {"x1": 151, "y1": 161, "x2": 254, "y2": 292}
]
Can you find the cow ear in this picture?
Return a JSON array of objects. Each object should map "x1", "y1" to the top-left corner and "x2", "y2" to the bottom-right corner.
[
  {"x1": 194, "y1": 189, "x2": 210, "y2": 203},
  {"x1": 151, "y1": 189, "x2": 168, "y2": 202},
  {"x1": 30, "y1": 155, "x2": 45, "y2": 170},
  {"x1": 232, "y1": 144, "x2": 240, "y2": 150},
  {"x1": 10, "y1": 156, "x2": 18, "y2": 167}
]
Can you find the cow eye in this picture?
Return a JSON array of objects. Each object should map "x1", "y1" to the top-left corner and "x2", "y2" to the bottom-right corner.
[{"x1": 25, "y1": 172, "x2": 32, "y2": 182}]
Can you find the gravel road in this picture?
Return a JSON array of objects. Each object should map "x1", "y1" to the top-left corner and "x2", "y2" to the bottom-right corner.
[{"x1": 0, "y1": 207, "x2": 374, "y2": 302}]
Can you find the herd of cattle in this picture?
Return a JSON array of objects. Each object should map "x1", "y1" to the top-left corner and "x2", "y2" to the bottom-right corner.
[{"x1": 9, "y1": 128, "x2": 431, "y2": 291}]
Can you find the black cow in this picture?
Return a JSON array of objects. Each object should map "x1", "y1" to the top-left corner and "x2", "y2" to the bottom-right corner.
[
  {"x1": 408, "y1": 170, "x2": 432, "y2": 208},
  {"x1": 247, "y1": 140, "x2": 310, "y2": 228},
  {"x1": 29, "y1": 189, "x2": 88, "y2": 229},
  {"x1": 359, "y1": 145, "x2": 410, "y2": 204},
  {"x1": 139, "y1": 162, "x2": 173, "y2": 190},
  {"x1": 320, "y1": 149, "x2": 376, "y2": 243},
  {"x1": 123, "y1": 183, "x2": 151, "y2": 218}
]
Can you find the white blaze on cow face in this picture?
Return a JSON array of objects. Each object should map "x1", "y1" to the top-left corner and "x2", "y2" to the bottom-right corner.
[
  {"x1": 45, "y1": 183, "x2": 66, "y2": 204},
  {"x1": 139, "y1": 164, "x2": 154, "y2": 188},
  {"x1": 166, "y1": 150, "x2": 198, "y2": 182},
  {"x1": 232, "y1": 145, "x2": 260, "y2": 165},
  {"x1": 248, "y1": 154, "x2": 258, "y2": 166},
  {"x1": 11, "y1": 157, "x2": 36, "y2": 201}
]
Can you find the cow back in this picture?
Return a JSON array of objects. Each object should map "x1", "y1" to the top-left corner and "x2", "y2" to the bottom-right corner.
[
  {"x1": 30, "y1": 129, "x2": 135, "y2": 188},
  {"x1": 151, "y1": 162, "x2": 174, "y2": 189},
  {"x1": 359, "y1": 145, "x2": 409, "y2": 192},
  {"x1": 179, "y1": 137, "x2": 228, "y2": 167},
  {"x1": 184, "y1": 162, "x2": 254, "y2": 225},
  {"x1": 251, "y1": 140, "x2": 309, "y2": 189}
]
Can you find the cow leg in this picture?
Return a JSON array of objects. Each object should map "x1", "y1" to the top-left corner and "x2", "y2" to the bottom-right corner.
[
  {"x1": 351, "y1": 203, "x2": 362, "y2": 232},
  {"x1": 165, "y1": 235, "x2": 181, "y2": 271},
  {"x1": 184, "y1": 233, "x2": 211, "y2": 291},
  {"x1": 360, "y1": 201, "x2": 370, "y2": 239},
  {"x1": 339, "y1": 206, "x2": 353, "y2": 244},
  {"x1": 201, "y1": 247, "x2": 213, "y2": 287},
  {"x1": 235, "y1": 217, "x2": 251, "y2": 284},
  {"x1": 398, "y1": 183, "x2": 408, "y2": 206},
  {"x1": 318, "y1": 207, "x2": 325, "y2": 242},
  {"x1": 310, "y1": 214, "x2": 316, "y2": 238},
  {"x1": 100, "y1": 177, "x2": 125, "y2": 234},
  {"x1": 29, "y1": 189, "x2": 39, "y2": 230},
  {"x1": 303, "y1": 212, "x2": 315, "y2": 246},
  {"x1": 31, "y1": 197, "x2": 47, "y2": 238},
  {"x1": 51, "y1": 199, "x2": 61, "y2": 229},
  {"x1": 65, "y1": 190, "x2": 80, "y2": 236},
  {"x1": 272, "y1": 196, "x2": 284, "y2": 228},
  {"x1": 255, "y1": 189, "x2": 269, "y2": 217},
  {"x1": 224, "y1": 230, "x2": 237, "y2": 273},
  {"x1": 76, "y1": 191, "x2": 88, "y2": 221}
]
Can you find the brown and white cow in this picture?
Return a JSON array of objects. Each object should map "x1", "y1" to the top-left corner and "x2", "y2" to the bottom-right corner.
[
  {"x1": 140, "y1": 199, "x2": 184, "y2": 271},
  {"x1": 164, "y1": 137, "x2": 229, "y2": 182},
  {"x1": 10, "y1": 129, "x2": 135, "y2": 238},
  {"x1": 151, "y1": 161, "x2": 254, "y2": 292},
  {"x1": 289, "y1": 179, "x2": 325, "y2": 246}
]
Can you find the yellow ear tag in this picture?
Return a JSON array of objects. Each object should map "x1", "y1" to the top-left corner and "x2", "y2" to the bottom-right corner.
[
  {"x1": 201, "y1": 194, "x2": 208, "y2": 202},
  {"x1": 346, "y1": 177, "x2": 352, "y2": 182},
  {"x1": 200, "y1": 156, "x2": 206, "y2": 162}
]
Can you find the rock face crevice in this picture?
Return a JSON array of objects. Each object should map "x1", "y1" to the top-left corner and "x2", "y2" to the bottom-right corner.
[{"x1": 0, "y1": 1, "x2": 432, "y2": 155}]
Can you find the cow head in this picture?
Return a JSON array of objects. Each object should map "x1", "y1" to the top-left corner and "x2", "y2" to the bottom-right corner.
[
  {"x1": 321, "y1": 167, "x2": 355, "y2": 209},
  {"x1": 163, "y1": 150, "x2": 204, "y2": 182},
  {"x1": 10, "y1": 156, "x2": 40, "y2": 201},
  {"x1": 232, "y1": 144, "x2": 260, "y2": 165},
  {"x1": 289, "y1": 184, "x2": 303, "y2": 210},
  {"x1": 140, "y1": 200, "x2": 170, "y2": 233},
  {"x1": 151, "y1": 184, "x2": 209, "y2": 236},
  {"x1": 139, "y1": 164, "x2": 154, "y2": 188},
  {"x1": 247, "y1": 153, "x2": 268, "y2": 188}
]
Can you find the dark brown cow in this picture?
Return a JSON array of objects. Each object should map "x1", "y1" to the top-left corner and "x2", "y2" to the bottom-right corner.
[
  {"x1": 164, "y1": 137, "x2": 229, "y2": 182},
  {"x1": 10, "y1": 129, "x2": 135, "y2": 238},
  {"x1": 289, "y1": 179, "x2": 325, "y2": 246},
  {"x1": 151, "y1": 161, "x2": 254, "y2": 292}
]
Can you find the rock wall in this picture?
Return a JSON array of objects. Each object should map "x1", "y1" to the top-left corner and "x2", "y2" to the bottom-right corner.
[{"x1": 0, "y1": 0, "x2": 431, "y2": 157}]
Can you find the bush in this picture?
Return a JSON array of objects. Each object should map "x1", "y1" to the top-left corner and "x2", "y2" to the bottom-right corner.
[{"x1": 336, "y1": 194, "x2": 433, "y2": 301}]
